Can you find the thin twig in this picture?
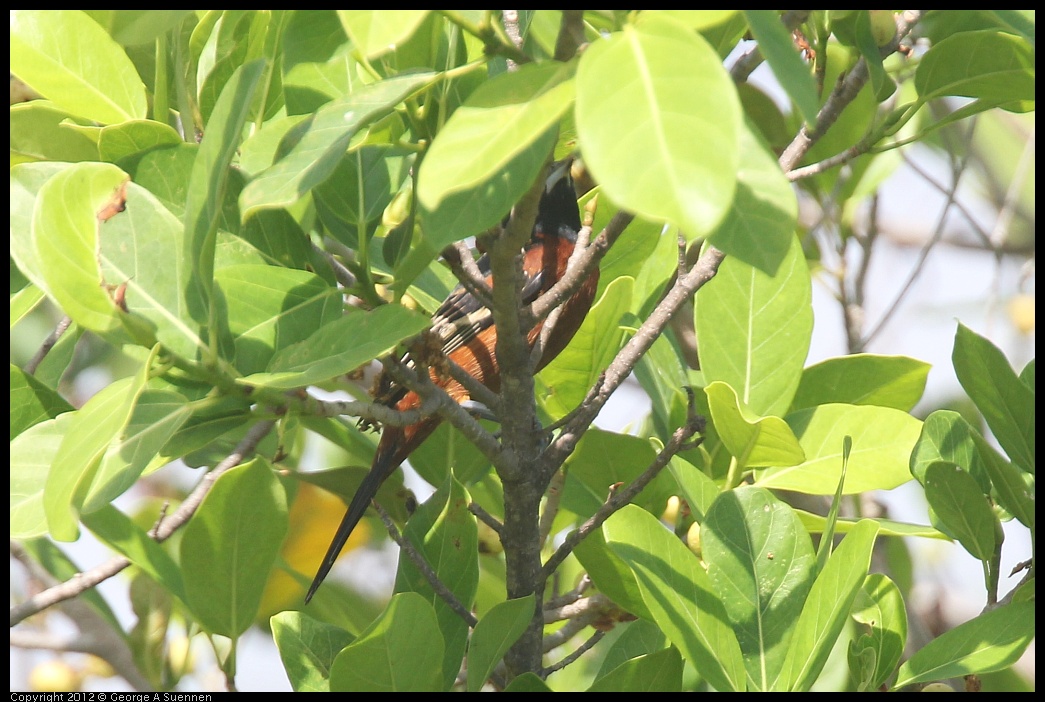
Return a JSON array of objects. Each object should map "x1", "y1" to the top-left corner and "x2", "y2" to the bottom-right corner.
[
  {"x1": 24, "y1": 316, "x2": 73, "y2": 375},
  {"x1": 10, "y1": 420, "x2": 275, "y2": 626},
  {"x1": 469, "y1": 502, "x2": 503, "y2": 533},
  {"x1": 862, "y1": 143, "x2": 972, "y2": 348},
  {"x1": 372, "y1": 501, "x2": 478, "y2": 628},
  {"x1": 542, "y1": 399, "x2": 705, "y2": 580},
  {"x1": 542, "y1": 630, "x2": 605, "y2": 676}
]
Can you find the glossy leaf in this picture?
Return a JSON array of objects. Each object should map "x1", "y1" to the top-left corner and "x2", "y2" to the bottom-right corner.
[
  {"x1": 952, "y1": 323, "x2": 1035, "y2": 472},
  {"x1": 969, "y1": 431, "x2": 1034, "y2": 530},
  {"x1": 418, "y1": 61, "x2": 574, "y2": 249},
  {"x1": 338, "y1": 11, "x2": 431, "y2": 60},
  {"x1": 183, "y1": 60, "x2": 266, "y2": 328},
  {"x1": 849, "y1": 574, "x2": 907, "y2": 691},
  {"x1": 10, "y1": 365, "x2": 73, "y2": 440},
  {"x1": 587, "y1": 647, "x2": 684, "y2": 692},
  {"x1": 603, "y1": 505, "x2": 746, "y2": 692},
  {"x1": 467, "y1": 595, "x2": 535, "y2": 692},
  {"x1": 924, "y1": 462, "x2": 999, "y2": 562},
  {"x1": 43, "y1": 370, "x2": 147, "y2": 542},
  {"x1": 915, "y1": 30, "x2": 1035, "y2": 105},
  {"x1": 704, "y1": 381, "x2": 805, "y2": 470},
  {"x1": 216, "y1": 265, "x2": 342, "y2": 375},
  {"x1": 695, "y1": 234, "x2": 812, "y2": 417},
  {"x1": 893, "y1": 601, "x2": 1035, "y2": 689},
  {"x1": 394, "y1": 477, "x2": 478, "y2": 690},
  {"x1": 10, "y1": 414, "x2": 75, "y2": 539},
  {"x1": 791, "y1": 354, "x2": 930, "y2": 413},
  {"x1": 330, "y1": 592, "x2": 445, "y2": 692},
  {"x1": 180, "y1": 458, "x2": 289, "y2": 638},
  {"x1": 910, "y1": 410, "x2": 990, "y2": 492},
  {"x1": 743, "y1": 11, "x2": 819, "y2": 126},
  {"x1": 271, "y1": 611, "x2": 354, "y2": 692},
  {"x1": 240, "y1": 72, "x2": 435, "y2": 219},
  {"x1": 701, "y1": 487, "x2": 816, "y2": 690},
  {"x1": 247, "y1": 303, "x2": 430, "y2": 389},
  {"x1": 776, "y1": 519, "x2": 879, "y2": 691},
  {"x1": 10, "y1": 10, "x2": 147, "y2": 124},
  {"x1": 539, "y1": 276, "x2": 633, "y2": 419},
  {"x1": 755, "y1": 404, "x2": 921, "y2": 494},
  {"x1": 577, "y1": 13, "x2": 741, "y2": 238},
  {"x1": 708, "y1": 120, "x2": 797, "y2": 275},
  {"x1": 32, "y1": 162, "x2": 131, "y2": 338}
]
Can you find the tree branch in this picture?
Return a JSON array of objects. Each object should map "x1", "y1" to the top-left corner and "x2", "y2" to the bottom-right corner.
[
  {"x1": 10, "y1": 420, "x2": 275, "y2": 627},
  {"x1": 373, "y1": 502, "x2": 478, "y2": 628},
  {"x1": 543, "y1": 396, "x2": 705, "y2": 579}
]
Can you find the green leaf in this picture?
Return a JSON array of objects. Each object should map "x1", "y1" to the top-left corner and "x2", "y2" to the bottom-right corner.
[
  {"x1": 952, "y1": 323, "x2": 1035, "y2": 472},
  {"x1": 240, "y1": 72, "x2": 435, "y2": 219},
  {"x1": 969, "y1": 431, "x2": 1034, "y2": 530},
  {"x1": 246, "y1": 303, "x2": 430, "y2": 389},
  {"x1": 10, "y1": 10, "x2": 147, "y2": 124},
  {"x1": 794, "y1": 511, "x2": 947, "y2": 540},
  {"x1": 32, "y1": 162, "x2": 131, "y2": 339},
  {"x1": 81, "y1": 388, "x2": 191, "y2": 514},
  {"x1": 417, "y1": 61, "x2": 575, "y2": 249},
  {"x1": 695, "y1": 234, "x2": 812, "y2": 417},
  {"x1": 708, "y1": 119, "x2": 797, "y2": 275},
  {"x1": 587, "y1": 646, "x2": 684, "y2": 692},
  {"x1": 96, "y1": 183, "x2": 209, "y2": 356},
  {"x1": 338, "y1": 11, "x2": 431, "y2": 60},
  {"x1": 667, "y1": 455, "x2": 720, "y2": 524},
  {"x1": 9, "y1": 102, "x2": 100, "y2": 163},
  {"x1": 539, "y1": 277, "x2": 633, "y2": 419},
  {"x1": 330, "y1": 592, "x2": 445, "y2": 692},
  {"x1": 88, "y1": 120, "x2": 184, "y2": 162},
  {"x1": 603, "y1": 505, "x2": 746, "y2": 692},
  {"x1": 271, "y1": 611, "x2": 354, "y2": 692},
  {"x1": 776, "y1": 519, "x2": 879, "y2": 691},
  {"x1": 893, "y1": 601, "x2": 1035, "y2": 689},
  {"x1": 183, "y1": 59, "x2": 266, "y2": 329},
  {"x1": 701, "y1": 487, "x2": 816, "y2": 690},
  {"x1": 10, "y1": 365, "x2": 74, "y2": 440},
  {"x1": 792, "y1": 354, "x2": 930, "y2": 412},
  {"x1": 393, "y1": 476, "x2": 478, "y2": 691},
  {"x1": 576, "y1": 13, "x2": 741, "y2": 237},
  {"x1": 849, "y1": 574, "x2": 907, "y2": 692},
  {"x1": 10, "y1": 414, "x2": 75, "y2": 540},
  {"x1": 574, "y1": 528, "x2": 654, "y2": 623},
  {"x1": 595, "y1": 619, "x2": 669, "y2": 679},
  {"x1": 756, "y1": 404, "x2": 921, "y2": 494},
  {"x1": 216, "y1": 265, "x2": 342, "y2": 375},
  {"x1": 915, "y1": 30, "x2": 1036, "y2": 105},
  {"x1": 10, "y1": 162, "x2": 72, "y2": 296},
  {"x1": 180, "y1": 458, "x2": 289, "y2": 638},
  {"x1": 82, "y1": 505, "x2": 185, "y2": 601},
  {"x1": 561, "y1": 428, "x2": 668, "y2": 519},
  {"x1": 467, "y1": 595, "x2": 535, "y2": 692},
  {"x1": 910, "y1": 410, "x2": 990, "y2": 492},
  {"x1": 705, "y1": 381, "x2": 805, "y2": 470},
  {"x1": 924, "y1": 462, "x2": 999, "y2": 562},
  {"x1": 43, "y1": 369, "x2": 148, "y2": 542},
  {"x1": 743, "y1": 11, "x2": 819, "y2": 126},
  {"x1": 87, "y1": 10, "x2": 195, "y2": 46},
  {"x1": 503, "y1": 672, "x2": 552, "y2": 692}
]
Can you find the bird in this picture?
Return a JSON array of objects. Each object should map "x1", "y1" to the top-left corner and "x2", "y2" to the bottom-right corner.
[{"x1": 305, "y1": 160, "x2": 599, "y2": 603}]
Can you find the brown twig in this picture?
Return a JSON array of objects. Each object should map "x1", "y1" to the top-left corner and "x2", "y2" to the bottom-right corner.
[
  {"x1": 372, "y1": 502, "x2": 478, "y2": 628},
  {"x1": 10, "y1": 420, "x2": 275, "y2": 627}
]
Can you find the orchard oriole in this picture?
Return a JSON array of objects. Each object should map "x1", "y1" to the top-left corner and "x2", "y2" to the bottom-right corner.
[{"x1": 306, "y1": 162, "x2": 598, "y2": 602}]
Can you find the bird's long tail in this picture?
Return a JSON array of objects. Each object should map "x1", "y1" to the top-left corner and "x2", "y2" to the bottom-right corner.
[{"x1": 304, "y1": 449, "x2": 396, "y2": 603}]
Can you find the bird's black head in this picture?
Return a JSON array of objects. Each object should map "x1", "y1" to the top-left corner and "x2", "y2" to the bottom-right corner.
[{"x1": 535, "y1": 159, "x2": 582, "y2": 240}]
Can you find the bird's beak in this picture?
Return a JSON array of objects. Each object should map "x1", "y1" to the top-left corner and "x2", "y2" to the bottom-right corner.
[{"x1": 545, "y1": 158, "x2": 574, "y2": 193}]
